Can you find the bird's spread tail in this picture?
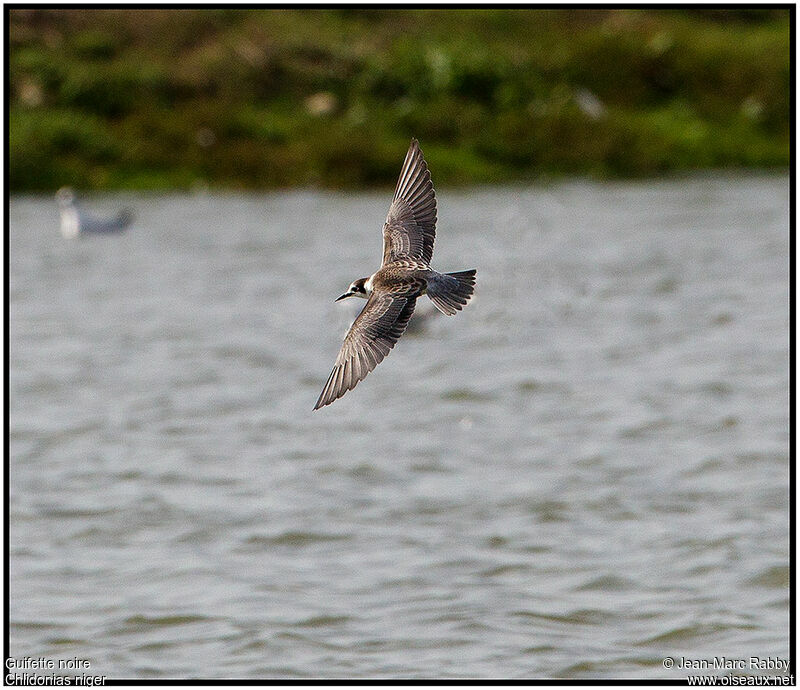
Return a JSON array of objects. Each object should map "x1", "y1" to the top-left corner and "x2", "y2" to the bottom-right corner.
[{"x1": 427, "y1": 269, "x2": 476, "y2": 315}]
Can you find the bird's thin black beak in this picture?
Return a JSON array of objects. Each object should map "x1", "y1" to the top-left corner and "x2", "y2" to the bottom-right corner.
[{"x1": 335, "y1": 293, "x2": 352, "y2": 302}]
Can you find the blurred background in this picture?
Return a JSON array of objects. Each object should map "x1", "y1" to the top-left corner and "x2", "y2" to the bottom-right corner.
[
  {"x1": 9, "y1": 7, "x2": 790, "y2": 681},
  {"x1": 8, "y1": 7, "x2": 790, "y2": 191}
]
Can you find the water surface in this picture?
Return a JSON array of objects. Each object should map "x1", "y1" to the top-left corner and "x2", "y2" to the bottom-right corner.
[{"x1": 10, "y1": 176, "x2": 789, "y2": 679}]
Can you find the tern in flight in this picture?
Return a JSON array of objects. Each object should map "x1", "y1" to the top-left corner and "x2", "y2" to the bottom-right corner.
[{"x1": 314, "y1": 139, "x2": 476, "y2": 410}]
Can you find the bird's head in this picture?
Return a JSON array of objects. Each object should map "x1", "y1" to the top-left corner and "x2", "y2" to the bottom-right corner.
[
  {"x1": 55, "y1": 187, "x2": 76, "y2": 208},
  {"x1": 336, "y1": 277, "x2": 370, "y2": 301}
]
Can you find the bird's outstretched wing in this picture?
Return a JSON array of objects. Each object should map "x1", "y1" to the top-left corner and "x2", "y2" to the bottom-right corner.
[
  {"x1": 314, "y1": 292, "x2": 417, "y2": 410},
  {"x1": 382, "y1": 139, "x2": 437, "y2": 266}
]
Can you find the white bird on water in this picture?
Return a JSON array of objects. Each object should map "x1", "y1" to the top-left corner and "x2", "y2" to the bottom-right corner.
[{"x1": 56, "y1": 187, "x2": 134, "y2": 239}]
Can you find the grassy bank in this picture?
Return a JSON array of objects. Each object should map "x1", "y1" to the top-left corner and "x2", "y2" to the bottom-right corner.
[{"x1": 8, "y1": 8, "x2": 791, "y2": 191}]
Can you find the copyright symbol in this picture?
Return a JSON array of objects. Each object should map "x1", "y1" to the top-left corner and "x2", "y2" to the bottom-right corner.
[{"x1": 663, "y1": 657, "x2": 674, "y2": 669}]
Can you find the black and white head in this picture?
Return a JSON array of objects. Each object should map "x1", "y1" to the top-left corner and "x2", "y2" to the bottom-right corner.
[{"x1": 336, "y1": 277, "x2": 371, "y2": 301}]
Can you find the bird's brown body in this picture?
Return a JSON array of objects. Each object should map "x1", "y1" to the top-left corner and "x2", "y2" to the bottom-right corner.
[{"x1": 369, "y1": 261, "x2": 431, "y2": 297}]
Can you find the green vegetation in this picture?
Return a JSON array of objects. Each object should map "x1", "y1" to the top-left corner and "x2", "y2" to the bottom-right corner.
[{"x1": 8, "y1": 8, "x2": 791, "y2": 191}]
